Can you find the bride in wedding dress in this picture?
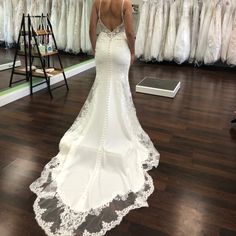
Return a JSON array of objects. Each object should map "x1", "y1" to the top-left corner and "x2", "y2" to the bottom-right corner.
[{"x1": 30, "y1": 0, "x2": 160, "y2": 235}]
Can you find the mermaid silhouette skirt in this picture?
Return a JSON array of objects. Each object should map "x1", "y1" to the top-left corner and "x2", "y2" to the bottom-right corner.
[{"x1": 30, "y1": 31, "x2": 159, "y2": 236}]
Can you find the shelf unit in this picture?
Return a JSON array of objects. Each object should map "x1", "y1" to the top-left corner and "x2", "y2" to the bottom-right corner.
[{"x1": 9, "y1": 14, "x2": 69, "y2": 98}]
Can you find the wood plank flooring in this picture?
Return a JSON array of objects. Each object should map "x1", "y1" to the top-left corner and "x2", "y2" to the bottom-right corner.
[{"x1": 0, "y1": 60, "x2": 236, "y2": 236}]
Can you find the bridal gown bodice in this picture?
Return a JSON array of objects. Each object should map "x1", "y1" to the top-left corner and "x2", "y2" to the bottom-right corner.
[{"x1": 30, "y1": 1, "x2": 159, "y2": 235}]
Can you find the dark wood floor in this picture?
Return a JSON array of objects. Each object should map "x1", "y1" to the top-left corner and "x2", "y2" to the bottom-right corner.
[{"x1": 0, "y1": 60, "x2": 236, "y2": 236}]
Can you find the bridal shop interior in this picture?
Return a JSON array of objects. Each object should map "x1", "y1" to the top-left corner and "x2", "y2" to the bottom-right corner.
[{"x1": 0, "y1": 0, "x2": 236, "y2": 235}]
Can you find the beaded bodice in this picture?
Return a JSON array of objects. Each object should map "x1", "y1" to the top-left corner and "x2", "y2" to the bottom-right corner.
[{"x1": 99, "y1": 19, "x2": 125, "y2": 38}]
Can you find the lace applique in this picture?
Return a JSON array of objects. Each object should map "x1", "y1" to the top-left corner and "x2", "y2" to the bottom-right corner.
[{"x1": 99, "y1": 19, "x2": 125, "y2": 38}]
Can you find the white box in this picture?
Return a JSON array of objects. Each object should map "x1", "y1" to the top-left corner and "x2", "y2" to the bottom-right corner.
[{"x1": 136, "y1": 77, "x2": 181, "y2": 98}]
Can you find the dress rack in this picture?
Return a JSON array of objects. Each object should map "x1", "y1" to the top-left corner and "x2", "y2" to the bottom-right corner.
[{"x1": 9, "y1": 14, "x2": 69, "y2": 98}]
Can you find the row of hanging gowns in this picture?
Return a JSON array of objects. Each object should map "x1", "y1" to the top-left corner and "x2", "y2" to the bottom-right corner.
[
  {"x1": 0, "y1": 0, "x2": 92, "y2": 53},
  {"x1": 135, "y1": 0, "x2": 236, "y2": 66}
]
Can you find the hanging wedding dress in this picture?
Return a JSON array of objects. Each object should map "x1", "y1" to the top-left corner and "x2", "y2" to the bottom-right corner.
[
  {"x1": 51, "y1": 0, "x2": 60, "y2": 43},
  {"x1": 189, "y1": 0, "x2": 200, "y2": 63},
  {"x1": 164, "y1": 0, "x2": 177, "y2": 61},
  {"x1": 38, "y1": 0, "x2": 45, "y2": 15},
  {"x1": 73, "y1": 0, "x2": 82, "y2": 54},
  {"x1": 3, "y1": 0, "x2": 14, "y2": 45},
  {"x1": 227, "y1": 0, "x2": 236, "y2": 65},
  {"x1": 66, "y1": 0, "x2": 76, "y2": 52},
  {"x1": 204, "y1": 0, "x2": 222, "y2": 64},
  {"x1": 12, "y1": 0, "x2": 18, "y2": 42},
  {"x1": 45, "y1": 0, "x2": 51, "y2": 14},
  {"x1": 174, "y1": 0, "x2": 191, "y2": 64},
  {"x1": 135, "y1": 0, "x2": 149, "y2": 58},
  {"x1": 221, "y1": 0, "x2": 234, "y2": 62},
  {"x1": 30, "y1": 0, "x2": 160, "y2": 235},
  {"x1": 159, "y1": 0, "x2": 170, "y2": 61},
  {"x1": 14, "y1": 0, "x2": 26, "y2": 42},
  {"x1": 57, "y1": 0, "x2": 67, "y2": 50},
  {"x1": 80, "y1": 0, "x2": 93, "y2": 53},
  {"x1": 195, "y1": 0, "x2": 214, "y2": 63},
  {"x1": 150, "y1": 0, "x2": 163, "y2": 60},
  {"x1": 144, "y1": 0, "x2": 156, "y2": 61},
  {"x1": 0, "y1": 0, "x2": 4, "y2": 41}
]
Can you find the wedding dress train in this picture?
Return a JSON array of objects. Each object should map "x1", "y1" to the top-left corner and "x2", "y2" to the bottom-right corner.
[{"x1": 30, "y1": 0, "x2": 160, "y2": 235}]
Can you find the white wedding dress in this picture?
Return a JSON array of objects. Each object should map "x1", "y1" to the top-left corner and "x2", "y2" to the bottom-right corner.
[
  {"x1": 151, "y1": 0, "x2": 163, "y2": 60},
  {"x1": 195, "y1": 0, "x2": 214, "y2": 63},
  {"x1": 189, "y1": 0, "x2": 200, "y2": 63},
  {"x1": 0, "y1": 0, "x2": 4, "y2": 41},
  {"x1": 174, "y1": 0, "x2": 191, "y2": 64},
  {"x1": 144, "y1": 0, "x2": 156, "y2": 61},
  {"x1": 57, "y1": 0, "x2": 67, "y2": 50},
  {"x1": 73, "y1": 0, "x2": 82, "y2": 54},
  {"x1": 135, "y1": 0, "x2": 149, "y2": 58},
  {"x1": 30, "y1": 0, "x2": 160, "y2": 235},
  {"x1": 66, "y1": 0, "x2": 76, "y2": 52},
  {"x1": 159, "y1": 0, "x2": 170, "y2": 61},
  {"x1": 221, "y1": 0, "x2": 234, "y2": 62},
  {"x1": 3, "y1": 0, "x2": 14, "y2": 45},
  {"x1": 227, "y1": 0, "x2": 236, "y2": 65},
  {"x1": 204, "y1": 1, "x2": 222, "y2": 64},
  {"x1": 81, "y1": 0, "x2": 93, "y2": 53},
  {"x1": 164, "y1": 0, "x2": 177, "y2": 61}
]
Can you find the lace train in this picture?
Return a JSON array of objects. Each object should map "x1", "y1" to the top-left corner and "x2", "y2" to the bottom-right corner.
[{"x1": 30, "y1": 72, "x2": 159, "y2": 235}]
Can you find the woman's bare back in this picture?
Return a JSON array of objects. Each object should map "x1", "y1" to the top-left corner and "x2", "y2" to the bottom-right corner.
[{"x1": 97, "y1": 0, "x2": 124, "y2": 32}]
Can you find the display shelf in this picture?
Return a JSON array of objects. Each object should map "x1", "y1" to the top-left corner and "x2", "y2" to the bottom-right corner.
[
  {"x1": 18, "y1": 50, "x2": 58, "y2": 57},
  {"x1": 20, "y1": 30, "x2": 52, "y2": 36},
  {"x1": 34, "y1": 30, "x2": 53, "y2": 36},
  {"x1": 9, "y1": 14, "x2": 69, "y2": 98},
  {"x1": 14, "y1": 67, "x2": 63, "y2": 78}
]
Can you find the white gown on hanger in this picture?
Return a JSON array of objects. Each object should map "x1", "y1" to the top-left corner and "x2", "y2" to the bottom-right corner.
[
  {"x1": 174, "y1": 0, "x2": 191, "y2": 64},
  {"x1": 57, "y1": 0, "x2": 67, "y2": 50},
  {"x1": 164, "y1": 0, "x2": 177, "y2": 61},
  {"x1": 80, "y1": 0, "x2": 93, "y2": 53},
  {"x1": 14, "y1": 0, "x2": 26, "y2": 42},
  {"x1": 159, "y1": 0, "x2": 170, "y2": 61},
  {"x1": 227, "y1": 1, "x2": 236, "y2": 65},
  {"x1": 3, "y1": 0, "x2": 14, "y2": 45},
  {"x1": 30, "y1": 0, "x2": 159, "y2": 235},
  {"x1": 204, "y1": 1, "x2": 222, "y2": 64},
  {"x1": 73, "y1": 0, "x2": 82, "y2": 54},
  {"x1": 135, "y1": 0, "x2": 149, "y2": 58},
  {"x1": 151, "y1": 0, "x2": 163, "y2": 60},
  {"x1": 144, "y1": 0, "x2": 156, "y2": 61},
  {"x1": 66, "y1": 0, "x2": 76, "y2": 52},
  {"x1": 221, "y1": 0, "x2": 234, "y2": 62},
  {"x1": 0, "y1": 0, "x2": 4, "y2": 41},
  {"x1": 189, "y1": 0, "x2": 200, "y2": 63},
  {"x1": 51, "y1": 0, "x2": 60, "y2": 43},
  {"x1": 195, "y1": 0, "x2": 214, "y2": 63}
]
